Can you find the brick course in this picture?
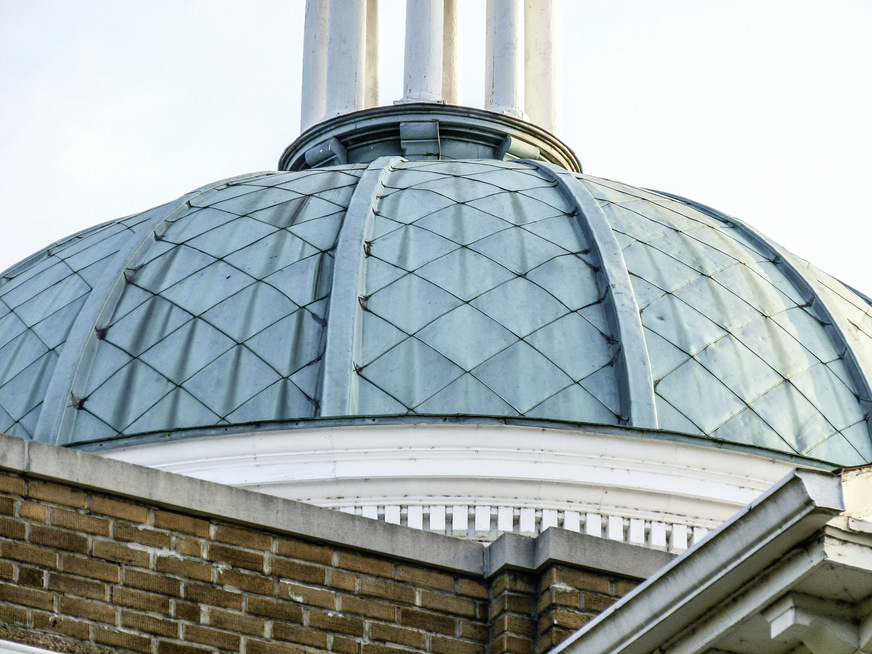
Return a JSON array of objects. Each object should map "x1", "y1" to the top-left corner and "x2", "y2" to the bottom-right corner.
[{"x1": 0, "y1": 469, "x2": 647, "y2": 654}]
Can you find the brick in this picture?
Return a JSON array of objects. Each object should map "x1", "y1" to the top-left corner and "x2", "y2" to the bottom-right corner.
[
  {"x1": 339, "y1": 594, "x2": 395, "y2": 621},
  {"x1": 582, "y1": 592, "x2": 616, "y2": 613},
  {"x1": 0, "y1": 560, "x2": 13, "y2": 581},
  {"x1": 332, "y1": 639, "x2": 363, "y2": 654},
  {"x1": 173, "y1": 600, "x2": 201, "y2": 622},
  {"x1": 359, "y1": 577, "x2": 415, "y2": 605},
  {"x1": 94, "y1": 626, "x2": 152, "y2": 654},
  {"x1": 176, "y1": 537, "x2": 203, "y2": 557},
  {"x1": 0, "y1": 496, "x2": 15, "y2": 514},
  {"x1": 207, "y1": 543, "x2": 264, "y2": 572},
  {"x1": 28, "y1": 481, "x2": 87, "y2": 508},
  {"x1": 0, "y1": 581, "x2": 55, "y2": 610},
  {"x1": 535, "y1": 627, "x2": 576, "y2": 654},
  {"x1": 0, "y1": 472, "x2": 26, "y2": 495},
  {"x1": 217, "y1": 567, "x2": 274, "y2": 595},
  {"x1": 59, "y1": 595, "x2": 116, "y2": 624},
  {"x1": 0, "y1": 603, "x2": 28, "y2": 626},
  {"x1": 208, "y1": 608, "x2": 266, "y2": 636},
  {"x1": 214, "y1": 524, "x2": 272, "y2": 550},
  {"x1": 491, "y1": 633, "x2": 533, "y2": 654},
  {"x1": 398, "y1": 564, "x2": 454, "y2": 592},
  {"x1": 155, "y1": 555, "x2": 212, "y2": 582},
  {"x1": 308, "y1": 608, "x2": 365, "y2": 636},
  {"x1": 48, "y1": 572, "x2": 108, "y2": 600},
  {"x1": 273, "y1": 622, "x2": 328, "y2": 648},
  {"x1": 362, "y1": 646, "x2": 410, "y2": 654},
  {"x1": 399, "y1": 608, "x2": 456, "y2": 635},
  {"x1": 492, "y1": 613, "x2": 536, "y2": 638},
  {"x1": 91, "y1": 495, "x2": 149, "y2": 523},
  {"x1": 183, "y1": 624, "x2": 241, "y2": 650},
  {"x1": 491, "y1": 592, "x2": 535, "y2": 618},
  {"x1": 50, "y1": 507, "x2": 111, "y2": 536},
  {"x1": 540, "y1": 566, "x2": 610, "y2": 594},
  {"x1": 458, "y1": 577, "x2": 489, "y2": 600},
  {"x1": 61, "y1": 553, "x2": 120, "y2": 583},
  {"x1": 125, "y1": 569, "x2": 183, "y2": 597},
  {"x1": 122, "y1": 609, "x2": 179, "y2": 637},
  {"x1": 336, "y1": 550, "x2": 393, "y2": 578},
  {"x1": 536, "y1": 588, "x2": 580, "y2": 613},
  {"x1": 247, "y1": 640, "x2": 306, "y2": 654},
  {"x1": 18, "y1": 565, "x2": 45, "y2": 587},
  {"x1": 270, "y1": 557, "x2": 326, "y2": 585},
  {"x1": 32, "y1": 610, "x2": 90, "y2": 639},
  {"x1": 614, "y1": 579, "x2": 638, "y2": 597},
  {"x1": 431, "y1": 635, "x2": 486, "y2": 654},
  {"x1": 460, "y1": 620, "x2": 489, "y2": 641},
  {"x1": 280, "y1": 582, "x2": 334, "y2": 609},
  {"x1": 18, "y1": 501, "x2": 48, "y2": 522},
  {"x1": 1, "y1": 540, "x2": 59, "y2": 569},
  {"x1": 369, "y1": 622, "x2": 426, "y2": 648},
  {"x1": 154, "y1": 510, "x2": 210, "y2": 537},
  {"x1": 92, "y1": 539, "x2": 150, "y2": 566},
  {"x1": 420, "y1": 589, "x2": 476, "y2": 617},
  {"x1": 114, "y1": 587, "x2": 172, "y2": 614},
  {"x1": 184, "y1": 582, "x2": 243, "y2": 610},
  {"x1": 157, "y1": 641, "x2": 213, "y2": 654},
  {"x1": 246, "y1": 596, "x2": 304, "y2": 622},
  {"x1": 30, "y1": 524, "x2": 89, "y2": 554},
  {"x1": 116, "y1": 521, "x2": 172, "y2": 548},
  {"x1": 539, "y1": 607, "x2": 592, "y2": 632},
  {"x1": 328, "y1": 569, "x2": 357, "y2": 592},
  {"x1": 275, "y1": 537, "x2": 333, "y2": 565},
  {"x1": 492, "y1": 571, "x2": 536, "y2": 596}
]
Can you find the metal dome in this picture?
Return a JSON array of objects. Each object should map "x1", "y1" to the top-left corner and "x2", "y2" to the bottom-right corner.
[{"x1": 2, "y1": 127, "x2": 872, "y2": 466}]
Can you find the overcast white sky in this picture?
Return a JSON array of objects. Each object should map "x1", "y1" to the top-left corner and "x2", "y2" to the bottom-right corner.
[{"x1": 1, "y1": 1, "x2": 870, "y2": 293}]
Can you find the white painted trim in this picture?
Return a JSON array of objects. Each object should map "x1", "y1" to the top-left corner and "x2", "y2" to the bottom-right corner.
[{"x1": 100, "y1": 423, "x2": 802, "y2": 550}]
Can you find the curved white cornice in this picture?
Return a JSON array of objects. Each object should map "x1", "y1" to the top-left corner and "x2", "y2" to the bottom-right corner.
[{"x1": 100, "y1": 423, "x2": 806, "y2": 551}]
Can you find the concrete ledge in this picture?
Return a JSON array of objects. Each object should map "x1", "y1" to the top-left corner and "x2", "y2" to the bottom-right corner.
[
  {"x1": 2, "y1": 433, "x2": 669, "y2": 581},
  {"x1": 486, "y1": 529, "x2": 672, "y2": 580}
]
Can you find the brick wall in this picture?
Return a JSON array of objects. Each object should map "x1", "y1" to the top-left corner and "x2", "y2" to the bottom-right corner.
[{"x1": 0, "y1": 438, "x2": 666, "y2": 654}]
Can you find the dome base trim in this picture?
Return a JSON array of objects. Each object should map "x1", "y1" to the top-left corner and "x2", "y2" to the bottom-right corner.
[{"x1": 99, "y1": 422, "x2": 803, "y2": 550}]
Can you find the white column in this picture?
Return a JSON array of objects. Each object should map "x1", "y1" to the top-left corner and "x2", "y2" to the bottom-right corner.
[
  {"x1": 524, "y1": 0, "x2": 558, "y2": 133},
  {"x1": 325, "y1": 0, "x2": 367, "y2": 118},
  {"x1": 485, "y1": 0, "x2": 525, "y2": 118},
  {"x1": 365, "y1": 0, "x2": 379, "y2": 108},
  {"x1": 442, "y1": 0, "x2": 460, "y2": 104},
  {"x1": 401, "y1": 0, "x2": 444, "y2": 103},
  {"x1": 301, "y1": 0, "x2": 330, "y2": 131}
]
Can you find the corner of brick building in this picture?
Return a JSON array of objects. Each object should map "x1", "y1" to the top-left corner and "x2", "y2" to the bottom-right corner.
[{"x1": 0, "y1": 438, "x2": 667, "y2": 654}]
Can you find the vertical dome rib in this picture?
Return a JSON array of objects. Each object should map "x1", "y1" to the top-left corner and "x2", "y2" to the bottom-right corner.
[
  {"x1": 319, "y1": 157, "x2": 403, "y2": 416},
  {"x1": 34, "y1": 190, "x2": 209, "y2": 445},
  {"x1": 660, "y1": 192, "x2": 872, "y2": 456},
  {"x1": 527, "y1": 162, "x2": 657, "y2": 428}
]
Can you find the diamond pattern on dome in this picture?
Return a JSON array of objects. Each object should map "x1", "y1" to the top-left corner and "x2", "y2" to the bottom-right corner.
[
  {"x1": 583, "y1": 175, "x2": 871, "y2": 462},
  {"x1": 67, "y1": 168, "x2": 365, "y2": 441},
  {"x1": 355, "y1": 161, "x2": 621, "y2": 423},
  {"x1": 0, "y1": 206, "x2": 161, "y2": 438}
]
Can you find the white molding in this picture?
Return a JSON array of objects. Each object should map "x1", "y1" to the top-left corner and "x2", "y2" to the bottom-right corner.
[{"x1": 100, "y1": 423, "x2": 802, "y2": 550}]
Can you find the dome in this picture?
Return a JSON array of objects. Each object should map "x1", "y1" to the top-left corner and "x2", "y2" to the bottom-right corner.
[{"x1": 2, "y1": 107, "x2": 872, "y2": 469}]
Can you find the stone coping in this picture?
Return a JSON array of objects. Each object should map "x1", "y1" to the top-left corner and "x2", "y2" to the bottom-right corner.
[{"x1": 0, "y1": 433, "x2": 672, "y2": 580}]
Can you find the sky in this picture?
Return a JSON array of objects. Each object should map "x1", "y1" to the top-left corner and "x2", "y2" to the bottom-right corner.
[{"x1": 1, "y1": 1, "x2": 870, "y2": 293}]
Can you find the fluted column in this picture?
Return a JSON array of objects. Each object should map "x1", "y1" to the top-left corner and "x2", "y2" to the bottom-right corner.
[
  {"x1": 485, "y1": 0, "x2": 525, "y2": 118},
  {"x1": 301, "y1": 0, "x2": 330, "y2": 131},
  {"x1": 442, "y1": 0, "x2": 460, "y2": 105},
  {"x1": 401, "y1": 0, "x2": 444, "y2": 103},
  {"x1": 524, "y1": 0, "x2": 558, "y2": 133},
  {"x1": 325, "y1": 0, "x2": 367, "y2": 118},
  {"x1": 365, "y1": 0, "x2": 379, "y2": 108}
]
